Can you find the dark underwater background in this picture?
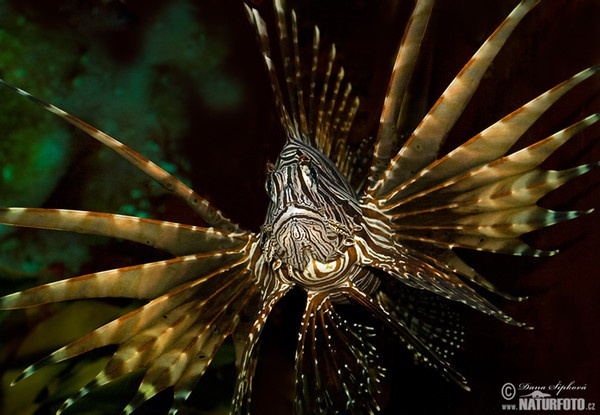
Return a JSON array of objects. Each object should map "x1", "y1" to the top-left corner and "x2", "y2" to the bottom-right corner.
[{"x1": 0, "y1": 0, "x2": 598, "y2": 413}]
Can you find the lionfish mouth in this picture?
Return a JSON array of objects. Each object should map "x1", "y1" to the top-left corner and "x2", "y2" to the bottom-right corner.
[{"x1": 271, "y1": 204, "x2": 343, "y2": 270}]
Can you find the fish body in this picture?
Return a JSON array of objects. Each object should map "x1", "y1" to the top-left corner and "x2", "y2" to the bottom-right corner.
[{"x1": 0, "y1": 0, "x2": 598, "y2": 414}]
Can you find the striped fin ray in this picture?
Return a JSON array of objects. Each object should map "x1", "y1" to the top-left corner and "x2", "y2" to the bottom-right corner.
[
  {"x1": 14, "y1": 267, "x2": 256, "y2": 405},
  {"x1": 371, "y1": 0, "x2": 540, "y2": 198},
  {"x1": 391, "y1": 202, "x2": 593, "y2": 258},
  {"x1": 389, "y1": 164, "x2": 597, "y2": 224},
  {"x1": 388, "y1": 159, "x2": 596, "y2": 246},
  {"x1": 245, "y1": 1, "x2": 361, "y2": 180},
  {"x1": 327, "y1": 89, "x2": 362, "y2": 183},
  {"x1": 394, "y1": 205, "x2": 592, "y2": 240},
  {"x1": 121, "y1": 270, "x2": 257, "y2": 415},
  {"x1": 376, "y1": 284, "x2": 465, "y2": 365},
  {"x1": 232, "y1": 275, "x2": 292, "y2": 415},
  {"x1": 244, "y1": 4, "x2": 296, "y2": 138},
  {"x1": 290, "y1": 11, "x2": 309, "y2": 135},
  {"x1": 364, "y1": 243, "x2": 523, "y2": 326},
  {"x1": 0, "y1": 207, "x2": 248, "y2": 256},
  {"x1": 309, "y1": 44, "x2": 360, "y2": 182},
  {"x1": 341, "y1": 285, "x2": 470, "y2": 391},
  {"x1": 317, "y1": 63, "x2": 344, "y2": 153},
  {"x1": 273, "y1": 0, "x2": 305, "y2": 136},
  {"x1": 0, "y1": 249, "x2": 246, "y2": 308},
  {"x1": 294, "y1": 292, "x2": 385, "y2": 414},
  {"x1": 8, "y1": 260, "x2": 249, "y2": 384},
  {"x1": 56, "y1": 298, "x2": 201, "y2": 413},
  {"x1": 329, "y1": 83, "x2": 356, "y2": 154},
  {"x1": 381, "y1": 113, "x2": 600, "y2": 214},
  {"x1": 313, "y1": 44, "x2": 336, "y2": 148},
  {"x1": 437, "y1": 114, "x2": 600, "y2": 194},
  {"x1": 379, "y1": 67, "x2": 599, "y2": 205},
  {"x1": 308, "y1": 26, "x2": 320, "y2": 137},
  {"x1": 396, "y1": 230, "x2": 554, "y2": 257},
  {"x1": 367, "y1": 0, "x2": 435, "y2": 189},
  {"x1": 398, "y1": 242, "x2": 526, "y2": 301},
  {"x1": 171, "y1": 250, "x2": 288, "y2": 414},
  {"x1": 442, "y1": 165, "x2": 597, "y2": 214},
  {"x1": 272, "y1": 0, "x2": 359, "y2": 152},
  {"x1": 53, "y1": 267, "x2": 257, "y2": 415},
  {"x1": 0, "y1": 78, "x2": 241, "y2": 234}
]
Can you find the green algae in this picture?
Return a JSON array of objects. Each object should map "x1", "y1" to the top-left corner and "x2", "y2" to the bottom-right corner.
[
  {"x1": 0, "y1": 13, "x2": 80, "y2": 240},
  {"x1": 0, "y1": 128, "x2": 72, "y2": 207},
  {"x1": 0, "y1": 1, "x2": 247, "y2": 412}
]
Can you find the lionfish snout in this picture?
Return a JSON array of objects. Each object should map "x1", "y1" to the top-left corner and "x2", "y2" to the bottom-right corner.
[
  {"x1": 260, "y1": 144, "x2": 359, "y2": 273},
  {"x1": 266, "y1": 205, "x2": 342, "y2": 270},
  {"x1": 261, "y1": 170, "x2": 350, "y2": 271}
]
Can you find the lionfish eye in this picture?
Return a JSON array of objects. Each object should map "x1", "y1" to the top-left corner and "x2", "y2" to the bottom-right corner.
[
  {"x1": 299, "y1": 158, "x2": 318, "y2": 191},
  {"x1": 260, "y1": 228, "x2": 269, "y2": 246},
  {"x1": 265, "y1": 176, "x2": 277, "y2": 202},
  {"x1": 264, "y1": 162, "x2": 277, "y2": 202}
]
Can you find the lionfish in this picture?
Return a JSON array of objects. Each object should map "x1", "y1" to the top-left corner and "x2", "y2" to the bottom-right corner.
[{"x1": 0, "y1": 0, "x2": 597, "y2": 413}]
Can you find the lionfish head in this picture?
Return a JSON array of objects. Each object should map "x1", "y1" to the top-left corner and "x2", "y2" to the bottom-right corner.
[{"x1": 260, "y1": 138, "x2": 361, "y2": 271}]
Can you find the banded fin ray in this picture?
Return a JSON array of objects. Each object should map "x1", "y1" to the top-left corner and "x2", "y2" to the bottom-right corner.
[
  {"x1": 244, "y1": 3, "x2": 295, "y2": 137},
  {"x1": 389, "y1": 164, "x2": 597, "y2": 225},
  {"x1": 171, "y1": 268, "x2": 291, "y2": 415},
  {"x1": 0, "y1": 250, "x2": 246, "y2": 308},
  {"x1": 55, "y1": 268, "x2": 258, "y2": 415},
  {"x1": 57, "y1": 298, "x2": 202, "y2": 413},
  {"x1": 380, "y1": 67, "x2": 600, "y2": 205},
  {"x1": 396, "y1": 230, "x2": 556, "y2": 257},
  {"x1": 364, "y1": 245, "x2": 523, "y2": 326},
  {"x1": 396, "y1": 242, "x2": 526, "y2": 301},
  {"x1": 9, "y1": 262, "x2": 248, "y2": 380},
  {"x1": 13, "y1": 260, "x2": 257, "y2": 412},
  {"x1": 382, "y1": 114, "x2": 600, "y2": 214},
  {"x1": 439, "y1": 165, "x2": 597, "y2": 214},
  {"x1": 371, "y1": 0, "x2": 540, "y2": 197},
  {"x1": 294, "y1": 292, "x2": 385, "y2": 414},
  {"x1": 395, "y1": 205, "x2": 592, "y2": 238},
  {"x1": 121, "y1": 272, "x2": 257, "y2": 415},
  {"x1": 232, "y1": 277, "x2": 292, "y2": 415},
  {"x1": 0, "y1": 79, "x2": 241, "y2": 234},
  {"x1": 273, "y1": 0, "x2": 306, "y2": 136},
  {"x1": 368, "y1": 0, "x2": 435, "y2": 188},
  {"x1": 245, "y1": 1, "x2": 361, "y2": 182},
  {"x1": 0, "y1": 207, "x2": 248, "y2": 256},
  {"x1": 388, "y1": 161, "x2": 595, "y2": 252},
  {"x1": 342, "y1": 285, "x2": 470, "y2": 391},
  {"x1": 376, "y1": 285, "x2": 465, "y2": 364}
]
